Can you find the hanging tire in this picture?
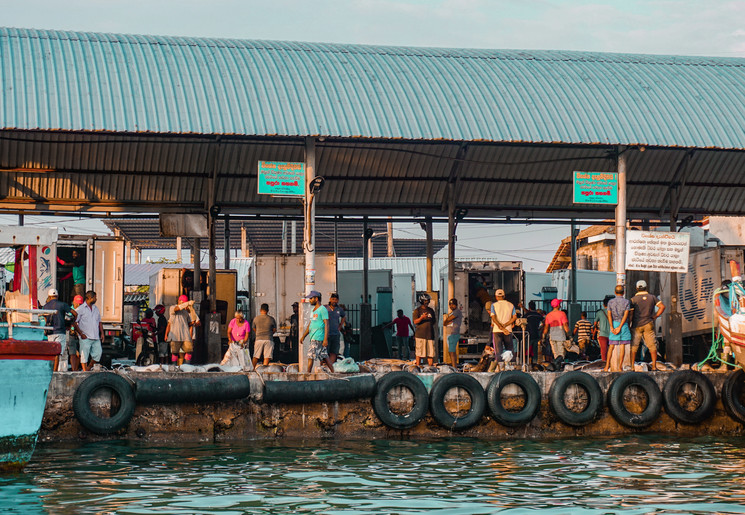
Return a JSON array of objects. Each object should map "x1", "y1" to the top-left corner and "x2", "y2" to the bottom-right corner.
[
  {"x1": 73, "y1": 373, "x2": 136, "y2": 435},
  {"x1": 549, "y1": 371, "x2": 603, "y2": 426},
  {"x1": 722, "y1": 370, "x2": 745, "y2": 425},
  {"x1": 607, "y1": 372, "x2": 662, "y2": 428},
  {"x1": 429, "y1": 373, "x2": 486, "y2": 430},
  {"x1": 486, "y1": 371, "x2": 541, "y2": 427},
  {"x1": 372, "y1": 371, "x2": 429, "y2": 430},
  {"x1": 662, "y1": 370, "x2": 716, "y2": 425}
]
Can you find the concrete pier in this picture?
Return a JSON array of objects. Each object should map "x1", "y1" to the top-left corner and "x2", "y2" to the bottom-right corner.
[{"x1": 40, "y1": 371, "x2": 744, "y2": 443}]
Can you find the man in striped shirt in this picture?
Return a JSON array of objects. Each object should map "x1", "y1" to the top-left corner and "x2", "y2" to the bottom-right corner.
[{"x1": 573, "y1": 311, "x2": 593, "y2": 357}]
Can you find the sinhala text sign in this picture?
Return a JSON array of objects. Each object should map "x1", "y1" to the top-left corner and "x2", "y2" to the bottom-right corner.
[
  {"x1": 257, "y1": 161, "x2": 305, "y2": 196},
  {"x1": 573, "y1": 171, "x2": 618, "y2": 204},
  {"x1": 625, "y1": 231, "x2": 690, "y2": 273}
]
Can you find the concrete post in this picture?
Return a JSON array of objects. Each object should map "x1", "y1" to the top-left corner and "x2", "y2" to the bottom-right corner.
[
  {"x1": 240, "y1": 226, "x2": 248, "y2": 258},
  {"x1": 300, "y1": 137, "x2": 316, "y2": 373},
  {"x1": 615, "y1": 148, "x2": 627, "y2": 286},
  {"x1": 176, "y1": 236, "x2": 182, "y2": 262}
]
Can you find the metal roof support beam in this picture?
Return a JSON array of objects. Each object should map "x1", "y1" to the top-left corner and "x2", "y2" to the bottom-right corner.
[{"x1": 615, "y1": 147, "x2": 627, "y2": 286}]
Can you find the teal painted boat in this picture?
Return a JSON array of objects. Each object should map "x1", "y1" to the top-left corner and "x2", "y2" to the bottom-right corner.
[{"x1": 0, "y1": 318, "x2": 60, "y2": 471}]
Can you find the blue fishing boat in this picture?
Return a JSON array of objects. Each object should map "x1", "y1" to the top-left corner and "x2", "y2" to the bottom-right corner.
[
  {"x1": 0, "y1": 226, "x2": 60, "y2": 471},
  {"x1": 0, "y1": 322, "x2": 60, "y2": 471}
]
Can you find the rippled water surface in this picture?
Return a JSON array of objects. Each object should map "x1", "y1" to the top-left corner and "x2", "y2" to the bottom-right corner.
[{"x1": 2, "y1": 436, "x2": 745, "y2": 514}]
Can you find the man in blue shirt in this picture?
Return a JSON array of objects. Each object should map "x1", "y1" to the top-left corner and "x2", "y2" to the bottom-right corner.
[{"x1": 300, "y1": 291, "x2": 335, "y2": 373}]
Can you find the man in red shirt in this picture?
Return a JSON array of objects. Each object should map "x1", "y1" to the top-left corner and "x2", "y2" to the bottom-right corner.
[
  {"x1": 542, "y1": 298, "x2": 569, "y2": 362},
  {"x1": 386, "y1": 309, "x2": 416, "y2": 360}
]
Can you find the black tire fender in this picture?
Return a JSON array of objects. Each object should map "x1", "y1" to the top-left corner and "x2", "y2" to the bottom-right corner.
[
  {"x1": 73, "y1": 372, "x2": 136, "y2": 435},
  {"x1": 662, "y1": 370, "x2": 716, "y2": 425},
  {"x1": 429, "y1": 373, "x2": 486, "y2": 431},
  {"x1": 136, "y1": 375, "x2": 251, "y2": 404},
  {"x1": 372, "y1": 371, "x2": 429, "y2": 430},
  {"x1": 548, "y1": 371, "x2": 603, "y2": 426},
  {"x1": 607, "y1": 372, "x2": 662, "y2": 428},
  {"x1": 486, "y1": 371, "x2": 541, "y2": 427},
  {"x1": 263, "y1": 375, "x2": 375, "y2": 404},
  {"x1": 722, "y1": 370, "x2": 745, "y2": 424}
]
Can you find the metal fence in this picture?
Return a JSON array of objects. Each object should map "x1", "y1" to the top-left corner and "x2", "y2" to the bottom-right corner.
[{"x1": 343, "y1": 304, "x2": 380, "y2": 333}]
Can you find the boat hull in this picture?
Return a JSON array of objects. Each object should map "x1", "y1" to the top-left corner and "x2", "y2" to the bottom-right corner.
[
  {"x1": 713, "y1": 293, "x2": 745, "y2": 368},
  {"x1": 0, "y1": 341, "x2": 58, "y2": 471}
]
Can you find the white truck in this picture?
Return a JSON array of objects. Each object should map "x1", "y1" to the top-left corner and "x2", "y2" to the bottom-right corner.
[
  {"x1": 250, "y1": 253, "x2": 336, "y2": 341},
  {"x1": 439, "y1": 260, "x2": 524, "y2": 351}
]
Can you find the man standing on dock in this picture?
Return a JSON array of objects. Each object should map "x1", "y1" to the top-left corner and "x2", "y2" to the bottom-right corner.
[
  {"x1": 326, "y1": 293, "x2": 346, "y2": 364},
  {"x1": 73, "y1": 290, "x2": 103, "y2": 372},
  {"x1": 301, "y1": 291, "x2": 335, "y2": 373},
  {"x1": 630, "y1": 280, "x2": 665, "y2": 371},
  {"x1": 413, "y1": 293, "x2": 437, "y2": 367},
  {"x1": 43, "y1": 288, "x2": 72, "y2": 372},
  {"x1": 491, "y1": 289, "x2": 517, "y2": 362}
]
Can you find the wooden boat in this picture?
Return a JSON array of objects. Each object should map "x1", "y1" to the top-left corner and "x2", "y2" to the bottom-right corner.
[
  {"x1": 713, "y1": 261, "x2": 745, "y2": 368},
  {"x1": 0, "y1": 313, "x2": 60, "y2": 470}
]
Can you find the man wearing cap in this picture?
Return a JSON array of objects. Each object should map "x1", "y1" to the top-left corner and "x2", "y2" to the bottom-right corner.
[
  {"x1": 166, "y1": 295, "x2": 197, "y2": 365},
  {"x1": 300, "y1": 291, "x2": 335, "y2": 373},
  {"x1": 630, "y1": 280, "x2": 665, "y2": 370},
  {"x1": 490, "y1": 289, "x2": 517, "y2": 362},
  {"x1": 42, "y1": 288, "x2": 73, "y2": 371},
  {"x1": 73, "y1": 290, "x2": 104, "y2": 371},
  {"x1": 542, "y1": 298, "x2": 569, "y2": 362},
  {"x1": 413, "y1": 293, "x2": 437, "y2": 367},
  {"x1": 326, "y1": 293, "x2": 346, "y2": 364}
]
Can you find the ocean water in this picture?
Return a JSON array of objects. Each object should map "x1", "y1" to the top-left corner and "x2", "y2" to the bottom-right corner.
[{"x1": 2, "y1": 436, "x2": 744, "y2": 514}]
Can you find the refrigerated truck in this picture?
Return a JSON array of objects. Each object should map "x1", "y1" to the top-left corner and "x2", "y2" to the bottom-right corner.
[
  {"x1": 439, "y1": 260, "x2": 524, "y2": 350},
  {"x1": 55, "y1": 234, "x2": 125, "y2": 333},
  {"x1": 250, "y1": 253, "x2": 336, "y2": 339}
]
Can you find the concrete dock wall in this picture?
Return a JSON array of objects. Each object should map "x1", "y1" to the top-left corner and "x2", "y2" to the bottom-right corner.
[{"x1": 39, "y1": 371, "x2": 744, "y2": 443}]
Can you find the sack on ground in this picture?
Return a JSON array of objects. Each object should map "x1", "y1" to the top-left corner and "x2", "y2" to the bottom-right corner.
[
  {"x1": 221, "y1": 342, "x2": 254, "y2": 371},
  {"x1": 334, "y1": 357, "x2": 359, "y2": 373}
]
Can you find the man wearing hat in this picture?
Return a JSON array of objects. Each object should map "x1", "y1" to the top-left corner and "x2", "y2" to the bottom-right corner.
[
  {"x1": 490, "y1": 289, "x2": 517, "y2": 362},
  {"x1": 630, "y1": 280, "x2": 665, "y2": 370},
  {"x1": 300, "y1": 291, "x2": 335, "y2": 373},
  {"x1": 542, "y1": 298, "x2": 569, "y2": 362},
  {"x1": 42, "y1": 288, "x2": 73, "y2": 371}
]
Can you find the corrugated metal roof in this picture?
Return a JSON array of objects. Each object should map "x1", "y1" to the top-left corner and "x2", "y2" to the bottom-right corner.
[
  {"x1": 104, "y1": 218, "x2": 446, "y2": 257},
  {"x1": 2, "y1": 131, "x2": 745, "y2": 219},
  {"x1": 2, "y1": 27, "x2": 745, "y2": 149}
]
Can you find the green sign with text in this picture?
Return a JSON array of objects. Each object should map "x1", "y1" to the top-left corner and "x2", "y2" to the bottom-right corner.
[
  {"x1": 573, "y1": 171, "x2": 618, "y2": 204},
  {"x1": 257, "y1": 161, "x2": 305, "y2": 196}
]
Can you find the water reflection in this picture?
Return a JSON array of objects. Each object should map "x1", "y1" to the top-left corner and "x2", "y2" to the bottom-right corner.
[{"x1": 0, "y1": 436, "x2": 743, "y2": 514}]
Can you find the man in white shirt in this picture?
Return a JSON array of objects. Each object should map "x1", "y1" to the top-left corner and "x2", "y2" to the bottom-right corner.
[
  {"x1": 490, "y1": 289, "x2": 517, "y2": 362},
  {"x1": 73, "y1": 290, "x2": 104, "y2": 371}
]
